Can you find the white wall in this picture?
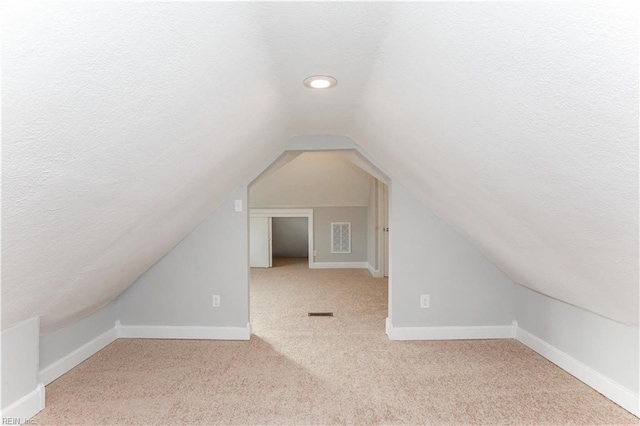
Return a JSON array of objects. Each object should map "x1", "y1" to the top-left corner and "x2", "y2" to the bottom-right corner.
[
  {"x1": 117, "y1": 187, "x2": 249, "y2": 328},
  {"x1": 39, "y1": 301, "x2": 117, "y2": 371},
  {"x1": 515, "y1": 285, "x2": 639, "y2": 395},
  {"x1": 1, "y1": 317, "x2": 41, "y2": 415},
  {"x1": 272, "y1": 217, "x2": 308, "y2": 258},
  {"x1": 389, "y1": 182, "x2": 516, "y2": 327}
]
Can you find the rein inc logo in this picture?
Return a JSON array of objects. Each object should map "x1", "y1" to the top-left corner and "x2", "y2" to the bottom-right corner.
[{"x1": 2, "y1": 419, "x2": 36, "y2": 425}]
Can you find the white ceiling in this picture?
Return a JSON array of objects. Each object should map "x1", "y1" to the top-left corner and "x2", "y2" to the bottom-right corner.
[
  {"x1": 349, "y1": 2, "x2": 638, "y2": 325},
  {"x1": 2, "y1": 2, "x2": 637, "y2": 332},
  {"x1": 253, "y1": 2, "x2": 393, "y2": 134}
]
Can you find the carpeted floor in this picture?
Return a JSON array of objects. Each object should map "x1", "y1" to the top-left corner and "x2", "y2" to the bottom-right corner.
[{"x1": 33, "y1": 257, "x2": 637, "y2": 425}]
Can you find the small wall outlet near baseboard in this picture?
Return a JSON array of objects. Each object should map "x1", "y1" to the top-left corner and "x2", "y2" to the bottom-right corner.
[
  {"x1": 420, "y1": 294, "x2": 430, "y2": 309},
  {"x1": 212, "y1": 295, "x2": 221, "y2": 307}
]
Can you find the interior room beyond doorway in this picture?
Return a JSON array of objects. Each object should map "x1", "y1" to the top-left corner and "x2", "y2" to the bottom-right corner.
[{"x1": 272, "y1": 217, "x2": 309, "y2": 262}]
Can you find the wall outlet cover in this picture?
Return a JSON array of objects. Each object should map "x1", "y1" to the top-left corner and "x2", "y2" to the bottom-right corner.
[{"x1": 420, "y1": 294, "x2": 430, "y2": 309}]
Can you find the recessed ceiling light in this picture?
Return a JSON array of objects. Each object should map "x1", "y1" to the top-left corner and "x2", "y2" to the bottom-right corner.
[{"x1": 303, "y1": 75, "x2": 337, "y2": 89}]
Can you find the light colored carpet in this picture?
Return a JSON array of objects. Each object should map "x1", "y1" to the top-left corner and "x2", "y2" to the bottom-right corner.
[{"x1": 34, "y1": 258, "x2": 637, "y2": 425}]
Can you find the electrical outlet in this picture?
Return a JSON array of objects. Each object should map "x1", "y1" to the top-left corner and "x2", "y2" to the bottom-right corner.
[
  {"x1": 212, "y1": 294, "x2": 221, "y2": 307},
  {"x1": 313, "y1": 250, "x2": 317, "y2": 258},
  {"x1": 420, "y1": 294, "x2": 430, "y2": 309},
  {"x1": 234, "y1": 200, "x2": 243, "y2": 212}
]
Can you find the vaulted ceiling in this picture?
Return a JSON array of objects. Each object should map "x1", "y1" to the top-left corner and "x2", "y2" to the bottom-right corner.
[{"x1": 2, "y1": 2, "x2": 637, "y2": 332}]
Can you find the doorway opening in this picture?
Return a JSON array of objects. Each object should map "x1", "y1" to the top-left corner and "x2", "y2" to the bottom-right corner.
[
  {"x1": 249, "y1": 209, "x2": 313, "y2": 269},
  {"x1": 247, "y1": 149, "x2": 390, "y2": 337},
  {"x1": 272, "y1": 217, "x2": 309, "y2": 265}
]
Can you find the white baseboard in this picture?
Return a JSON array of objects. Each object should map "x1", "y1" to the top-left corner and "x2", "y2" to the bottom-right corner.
[
  {"x1": 38, "y1": 321, "x2": 250, "y2": 390},
  {"x1": 367, "y1": 263, "x2": 383, "y2": 277},
  {"x1": 310, "y1": 261, "x2": 368, "y2": 269},
  {"x1": 39, "y1": 326, "x2": 118, "y2": 386},
  {"x1": 516, "y1": 326, "x2": 639, "y2": 417},
  {"x1": 384, "y1": 316, "x2": 638, "y2": 417},
  {"x1": 385, "y1": 317, "x2": 516, "y2": 341},
  {"x1": 1, "y1": 383, "x2": 45, "y2": 423},
  {"x1": 117, "y1": 322, "x2": 251, "y2": 340}
]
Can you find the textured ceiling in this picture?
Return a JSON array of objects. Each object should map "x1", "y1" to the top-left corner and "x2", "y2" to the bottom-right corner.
[
  {"x1": 350, "y1": 2, "x2": 638, "y2": 325},
  {"x1": 254, "y1": 2, "x2": 393, "y2": 134},
  {"x1": 2, "y1": 2, "x2": 290, "y2": 331},
  {"x1": 2, "y1": 2, "x2": 637, "y2": 332}
]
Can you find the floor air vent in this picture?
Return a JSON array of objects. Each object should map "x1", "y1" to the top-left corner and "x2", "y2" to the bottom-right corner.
[{"x1": 308, "y1": 312, "x2": 333, "y2": 317}]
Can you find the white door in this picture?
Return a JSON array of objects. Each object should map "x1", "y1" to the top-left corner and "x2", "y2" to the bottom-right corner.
[{"x1": 250, "y1": 216, "x2": 272, "y2": 268}]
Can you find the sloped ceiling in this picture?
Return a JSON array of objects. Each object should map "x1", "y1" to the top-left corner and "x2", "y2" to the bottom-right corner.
[
  {"x1": 2, "y1": 2, "x2": 637, "y2": 332},
  {"x1": 254, "y1": 2, "x2": 393, "y2": 134},
  {"x1": 250, "y1": 151, "x2": 373, "y2": 208},
  {"x1": 349, "y1": 2, "x2": 638, "y2": 325},
  {"x1": 2, "y1": 2, "x2": 290, "y2": 332}
]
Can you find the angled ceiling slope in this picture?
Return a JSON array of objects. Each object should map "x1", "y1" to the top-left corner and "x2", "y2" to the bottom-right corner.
[
  {"x1": 2, "y1": 2, "x2": 637, "y2": 333},
  {"x1": 254, "y1": 2, "x2": 394, "y2": 134},
  {"x1": 350, "y1": 2, "x2": 639, "y2": 325},
  {"x1": 2, "y1": 2, "x2": 291, "y2": 332}
]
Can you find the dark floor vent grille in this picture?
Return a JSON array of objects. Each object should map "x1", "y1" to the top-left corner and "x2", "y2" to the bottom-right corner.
[{"x1": 308, "y1": 312, "x2": 334, "y2": 317}]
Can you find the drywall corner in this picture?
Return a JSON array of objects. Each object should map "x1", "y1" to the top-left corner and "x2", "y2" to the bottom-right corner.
[{"x1": 1, "y1": 317, "x2": 43, "y2": 421}]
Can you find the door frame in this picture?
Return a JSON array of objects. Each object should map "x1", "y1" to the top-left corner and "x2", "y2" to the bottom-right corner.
[
  {"x1": 380, "y1": 182, "x2": 389, "y2": 278},
  {"x1": 249, "y1": 208, "x2": 314, "y2": 268}
]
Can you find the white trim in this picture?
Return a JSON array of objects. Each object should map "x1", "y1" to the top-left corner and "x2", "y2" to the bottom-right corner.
[
  {"x1": 285, "y1": 135, "x2": 359, "y2": 152},
  {"x1": 1, "y1": 383, "x2": 45, "y2": 423},
  {"x1": 37, "y1": 321, "x2": 251, "y2": 391},
  {"x1": 367, "y1": 263, "x2": 383, "y2": 277},
  {"x1": 39, "y1": 326, "x2": 118, "y2": 386},
  {"x1": 385, "y1": 317, "x2": 517, "y2": 341},
  {"x1": 247, "y1": 151, "x2": 303, "y2": 186},
  {"x1": 117, "y1": 322, "x2": 251, "y2": 341},
  {"x1": 250, "y1": 208, "x2": 313, "y2": 218},
  {"x1": 309, "y1": 261, "x2": 368, "y2": 269},
  {"x1": 384, "y1": 317, "x2": 638, "y2": 416},
  {"x1": 516, "y1": 326, "x2": 639, "y2": 417},
  {"x1": 343, "y1": 151, "x2": 391, "y2": 184}
]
